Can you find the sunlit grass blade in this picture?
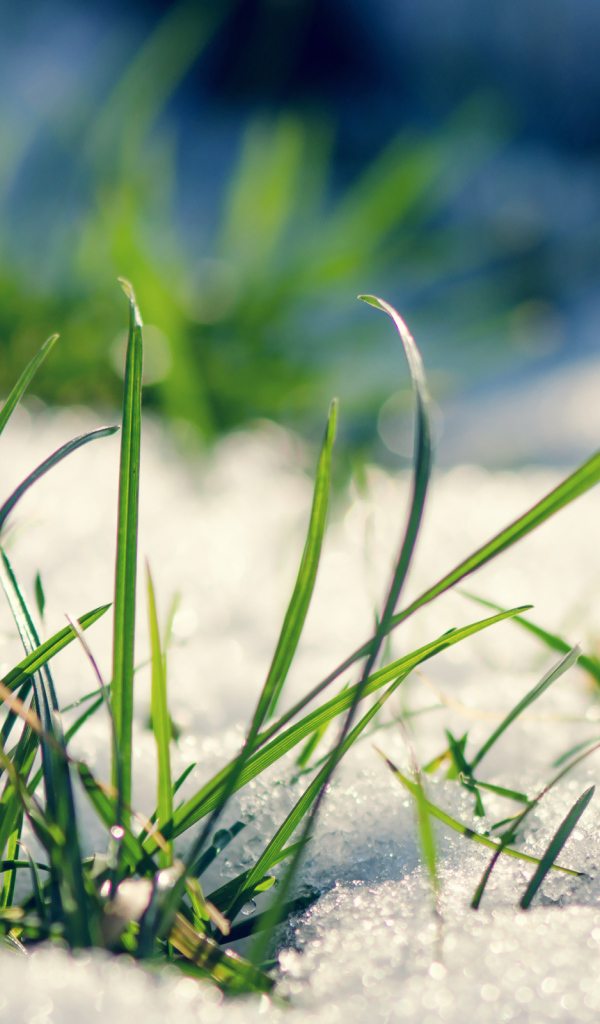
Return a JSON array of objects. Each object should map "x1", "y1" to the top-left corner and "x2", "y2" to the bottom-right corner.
[
  {"x1": 0, "y1": 604, "x2": 110, "y2": 695},
  {"x1": 0, "y1": 426, "x2": 118, "y2": 536},
  {"x1": 461, "y1": 591, "x2": 600, "y2": 685},
  {"x1": 34, "y1": 573, "x2": 45, "y2": 622},
  {"x1": 380, "y1": 737, "x2": 439, "y2": 904},
  {"x1": 0, "y1": 334, "x2": 58, "y2": 438},
  {"x1": 381, "y1": 753, "x2": 579, "y2": 876},
  {"x1": 390, "y1": 448, "x2": 600, "y2": 630},
  {"x1": 167, "y1": 912, "x2": 274, "y2": 994},
  {"x1": 520, "y1": 786, "x2": 594, "y2": 909},
  {"x1": 261, "y1": 398, "x2": 337, "y2": 721},
  {"x1": 154, "y1": 402, "x2": 338, "y2": 943},
  {"x1": 147, "y1": 563, "x2": 172, "y2": 868},
  {"x1": 472, "y1": 739, "x2": 600, "y2": 909},
  {"x1": 167, "y1": 607, "x2": 526, "y2": 841},
  {"x1": 249, "y1": 297, "x2": 433, "y2": 963},
  {"x1": 470, "y1": 645, "x2": 580, "y2": 770},
  {"x1": 111, "y1": 279, "x2": 143, "y2": 821}
]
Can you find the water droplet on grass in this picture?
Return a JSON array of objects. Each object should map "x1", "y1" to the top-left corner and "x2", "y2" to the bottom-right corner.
[{"x1": 241, "y1": 900, "x2": 257, "y2": 916}]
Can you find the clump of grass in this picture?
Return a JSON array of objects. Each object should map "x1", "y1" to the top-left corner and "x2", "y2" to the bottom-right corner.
[{"x1": 0, "y1": 283, "x2": 600, "y2": 994}]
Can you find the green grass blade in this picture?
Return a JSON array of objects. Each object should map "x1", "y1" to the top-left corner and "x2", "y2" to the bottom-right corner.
[
  {"x1": 248, "y1": 296, "x2": 434, "y2": 966},
  {"x1": 168, "y1": 607, "x2": 527, "y2": 840},
  {"x1": 445, "y1": 728, "x2": 485, "y2": 816},
  {"x1": 473, "y1": 739, "x2": 600, "y2": 909},
  {"x1": 520, "y1": 786, "x2": 595, "y2": 909},
  {"x1": 473, "y1": 780, "x2": 530, "y2": 804},
  {"x1": 261, "y1": 398, "x2": 337, "y2": 721},
  {"x1": 34, "y1": 572, "x2": 45, "y2": 622},
  {"x1": 111, "y1": 279, "x2": 143, "y2": 820},
  {"x1": 0, "y1": 426, "x2": 118, "y2": 536},
  {"x1": 0, "y1": 605, "x2": 110, "y2": 695},
  {"x1": 471, "y1": 645, "x2": 580, "y2": 770},
  {"x1": 390, "y1": 448, "x2": 600, "y2": 629},
  {"x1": 147, "y1": 563, "x2": 172, "y2": 868},
  {"x1": 0, "y1": 334, "x2": 58, "y2": 438},
  {"x1": 76, "y1": 761, "x2": 157, "y2": 875},
  {"x1": 0, "y1": 822, "x2": 22, "y2": 908},
  {"x1": 381, "y1": 753, "x2": 579, "y2": 876},
  {"x1": 156, "y1": 402, "x2": 338, "y2": 939},
  {"x1": 461, "y1": 591, "x2": 600, "y2": 685}
]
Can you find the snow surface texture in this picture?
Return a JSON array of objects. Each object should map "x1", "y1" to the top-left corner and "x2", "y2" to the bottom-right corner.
[{"x1": 2, "y1": 405, "x2": 600, "y2": 1022}]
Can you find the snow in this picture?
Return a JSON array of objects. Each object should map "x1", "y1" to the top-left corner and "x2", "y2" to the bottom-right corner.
[{"x1": 2, "y1": 402, "x2": 600, "y2": 1022}]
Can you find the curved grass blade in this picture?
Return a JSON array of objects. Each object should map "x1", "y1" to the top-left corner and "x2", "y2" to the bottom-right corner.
[
  {"x1": 0, "y1": 426, "x2": 118, "y2": 536},
  {"x1": 0, "y1": 334, "x2": 58, "y2": 438},
  {"x1": 111, "y1": 279, "x2": 143, "y2": 820},
  {"x1": 461, "y1": 591, "x2": 600, "y2": 686},
  {"x1": 147, "y1": 564, "x2": 172, "y2": 868},
  {"x1": 520, "y1": 786, "x2": 594, "y2": 909},
  {"x1": 380, "y1": 752, "x2": 579, "y2": 876},
  {"x1": 249, "y1": 296, "x2": 434, "y2": 967},
  {"x1": 471, "y1": 645, "x2": 580, "y2": 770}
]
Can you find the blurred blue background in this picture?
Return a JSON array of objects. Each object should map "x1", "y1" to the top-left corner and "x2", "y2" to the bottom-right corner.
[{"x1": 2, "y1": 0, "x2": 600, "y2": 464}]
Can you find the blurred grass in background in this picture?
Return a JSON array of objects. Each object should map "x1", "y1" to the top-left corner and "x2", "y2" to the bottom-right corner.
[{"x1": 0, "y1": 0, "x2": 558, "y2": 456}]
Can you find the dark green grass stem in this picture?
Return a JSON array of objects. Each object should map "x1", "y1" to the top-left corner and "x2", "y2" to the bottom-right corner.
[
  {"x1": 520, "y1": 786, "x2": 594, "y2": 909},
  {"x1": 0, "y1": 335, "x2": 58, "y2": 438},
  {"x1": 111, "y1": 279, "x2": 143, "y2": 820}
]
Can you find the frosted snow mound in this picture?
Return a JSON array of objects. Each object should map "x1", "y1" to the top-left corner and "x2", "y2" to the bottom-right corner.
[{"x1": 2, "y1": 407, "x2": 600, "y2": 1021}]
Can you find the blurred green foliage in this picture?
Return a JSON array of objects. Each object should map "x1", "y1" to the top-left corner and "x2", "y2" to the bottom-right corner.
[{"x1": 0, "y1": 0, "x2": 510, "y2": 449}]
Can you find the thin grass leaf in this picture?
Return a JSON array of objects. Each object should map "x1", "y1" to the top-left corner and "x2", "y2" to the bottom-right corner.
[
  {"x1": 520, "y1": 786, "x2": 594, "y2": 909},
  {"x1": 445, "y1": 728, "x2": 485, "y2": 816},
  {"x1": 207, "y1": 841, "x2": 304, "y2": 913},
  {"x1": 20, "y1": 842, "x2": 47, "y2": 924},
  {"x1": 0, "y1": 426, "x2": 118, "y2": 536},
  {"x1": 0, "y1": 334, "x2": 58, "y2": 438},
  {"x1": 252, "y1": 296, "x2": 433, "y2": 967},
  {"x1": 381, "y1": 752, "x2": 579, "y2": 875},
  {"x1": 553, "y1": 738, "x2": 600, "y2": 768},
  {"x1": 76, "y1": 761, "x2": 157, "y2": 876},
  {"x1": 0, "y1": 823, "x2": 22, "y2": 908},
  {"x1": 193, "y1": 821, "x2": 246, "y2": 880},
  {"x1": 471, "y1": 645, "x2": 580, "y2": 770},
  {"x1": 461, "y1": 591, "x2": 600, "y2": 686},
  {"x1": 263, "y1": 398, "x2": 337, "y2": 721},
  {"x1": 472, "y1": 739, "x2": 600, "y2": 908},
  {"x1": 167, "y1": 607, "x2": 526, "y2": 842},
  {"x1": 473, "y1": 780, "x2": 529, "y2": 804},
  {"x1": 111, "y1": 279, "x2": 143, "y2": 821},
  {"x1": 147, "y1": 564, "x2": 172, "y2": 868},
  {"x1": 0, "y1": 604, "x2": 110, "y2": 695},
  {"x1": 153, "y1": 402, "x2": 338, "y2": 945},
  {"x1": 173, "y1": 762, "x2": 197, "y2": 797},
  {"x1": 34, "y1": 573, "x2": 45, "y2": 622}
]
